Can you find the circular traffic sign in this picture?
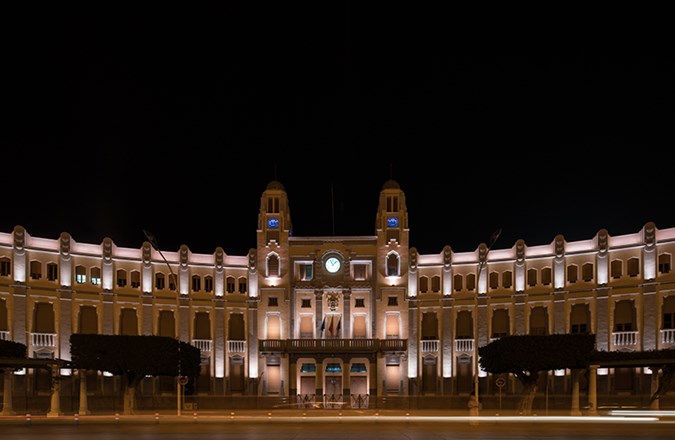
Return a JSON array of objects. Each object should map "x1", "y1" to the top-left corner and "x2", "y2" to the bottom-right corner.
[
  {"x1": 495, "y1": 377, "x2": 506, "y2": 388},
  {"x1": 178, "y1": 376, "x2": 189, "y2": 385}
]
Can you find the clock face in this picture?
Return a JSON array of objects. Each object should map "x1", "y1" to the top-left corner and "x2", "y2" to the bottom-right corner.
[
  {"x1": 325, "y1": 257, "x2": 341, "y2": 273},
  {"x1": 387, "y1": 216, "x2": 399, "y2": 228},
  {"x1": 267, "y1": 218, "x2": 279, "y2": 229}
]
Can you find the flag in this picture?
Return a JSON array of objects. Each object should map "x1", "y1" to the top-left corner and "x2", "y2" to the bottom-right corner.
[
  {"x1": 328, "y1": 316, "x2": 334, "y2": 336},
  {"x1": 320, "y1": 316, "x2": 326, "y2": 332},
  {"x1": 336, "y1": 317, "x2": 342, "y2": 334}
]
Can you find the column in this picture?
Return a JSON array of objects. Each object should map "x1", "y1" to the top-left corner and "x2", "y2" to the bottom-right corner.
[
  {"x1": 570, "y1": 369, "x2": 581, "y2": 416},
  {"x1": 588, "y1": 365, "x2": 598, "y2": 415},
  {"x1": 1, "y1": 370, "x2": 14, "y2": 415},
  {"x1": 343, "y1": 289, "x2": 351, "y2": 338},
  {"x1": 78, "y1": 369, "x2": 90, "y2": 415},
  {"x1": 315, "y1": 290, "x2": 323, "y2": 337},
  {"x1": 59, "y1": 295, "x2": 72, "y2": 361},
  {"x1": 408, "y1": 304, "x2": 418, "y2": 394},
  {"x1": 650, "y1": 369, "x2": 660, "y2": 410},
  {"x1": 47, "y1": 364, "x2": 62, "y2": 417}
]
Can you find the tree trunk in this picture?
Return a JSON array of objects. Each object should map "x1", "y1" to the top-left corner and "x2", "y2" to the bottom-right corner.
[
  {"x1": 123, "y1": 375, "x2": 142, "y2": 415},
  {"x1": 517, "y1": 372, "x2": 539, "y2": 415}
]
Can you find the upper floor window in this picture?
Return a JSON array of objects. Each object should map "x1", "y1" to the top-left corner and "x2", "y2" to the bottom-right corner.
[
  {"x1": 117, "y1": 269, "x2": 127, "y2": 287},
  {"x1": 502, "y1": 271, "x2": 513, "y2": 289},
  {"x1": 267, "y1": 196, "x2": 280, "y2": 213},
  {"x1": 299, "y1": 263, "x2": 313, "y2": 281},
  {"x1": 541, "y1": 267, "x2": 552, "y2": 286},
  {"x1": 567, "y1": 264, "x2": 578, "y2": 284},
  {"x1": 386, "y1": 195, "x2": 399, "y2": 212},
  {"x1": 30, "y1": 260, "x2": 42, "y2": 280},
  {"x1": 75, "y1": 265, "x2": 87, "y2": 284},
  {"x1": 204, "y1": 275, "x2": 213, "y2": 293},
  {"x1": 663, "y1": 297, "x2": 675, "y2": 329},
  {"x1": 191, "y1": 275, "x2": 201, "y2": 292},
  {"x1": 0, "y1": 257, "x2": 10, "y2": 277},
  {"x1": 155, "y1": 273, "x2": 166, "y2": 290},
  {"x1": 659, "y1": 254, "x2": 672, "y2": 274},
  {"x1": 386, "y1": 253, "x2": 399, "y2": 277},
  {"x1": 527, "y1": 268, "x2": 537, "y2": 287},
  {"x1": 268, "y1": 297, "x2": 278, "y2": 307},
  {"x1": 130, "y1": 270, "x2": 141, "y2": 288},
  {"x1": 226, "y1": 276, "x2": 236, "y2": 293},
  {"x1": 354, "y1": 298, "x2": 365, "y2": 308},
  {"x1": 47, "y1": 262, "x2": 58, "y2": 282},
  {"x1": 90, "y1": 267, "x2": 102, "y2": 285},
  {"x1": 611, "y1": 259, "x2": 623, "y2": 279},
  {"x1": 238, "y1": 277, "x2": 247, "y2": 294},
  {"x1": 353, "y1": 264, "x2": 367, "y2": 281},
  {"x1": 627, "y1": 257, "x2": 640, "y2": 277},
  {"x1": 267, "y1": 254, "x2": 280, "y2": 277},
  {"x1": 454, "y1": 274, "x2": 463, "y2": 291},
  {"x1": 168, "y1": 273, "x2": 177, "y2": 291},
  {"x1": 489, "y1": 272, "x2": 499, "y2": 289},
  {"x1": 466, "y1": 273, "x2": 476, "y2": 291},
  {"x1": 431, "y1": 275, "x2": 441, "y2": 293},
  {"x1": 387, "y1": 296, "x2": 398, "y2": 306},
  {"x1": 419, "y1": 276, "x2": 429, "y2": 293},
  {"x1": 301, "y1": 298, "x2": 312, "y2": 308},
  {"x1": 582, "y1": 263, "x2": 594, "y2": 282}
]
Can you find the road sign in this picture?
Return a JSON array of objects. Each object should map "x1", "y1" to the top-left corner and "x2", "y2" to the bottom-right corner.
[
  {"x1": 178, "y1": 376, "x2": 189, "y2": 385},
  {"x1": 495, "y1": 377, "x2": 506, "y2": 388}
]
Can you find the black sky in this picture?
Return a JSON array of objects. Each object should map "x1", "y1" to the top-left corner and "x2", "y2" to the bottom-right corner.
[{"x1": 4, "y1": 7, "x2": 674, "y2": 257}]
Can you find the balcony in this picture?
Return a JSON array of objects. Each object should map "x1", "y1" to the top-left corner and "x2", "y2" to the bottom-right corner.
[
  {"x1": 31, "y1": 332, "x2": 56, "y2": 347},
  {"x1": 455, "y1": 338, "x2": 474, "y2": 352},
  {"x1": 0, "y1": 331, "x2": 9, "y2": 341},
  {"x1": 661, "y1": 329, "x2": 675, "y2": 345},
  {"x1": 228, "y1": 340, "x2": 247, "y2": 353},
  {"x1": 192, "y1": 339, "x2": 212, "y2": 352},
  {"x1": 259, "y1": 339, "x2": 406, "y2": 353},
  {"x1": 612, "y1": 331, "x2": 638, "y2": 347},
  {"x1": 421, "y1": 340, "x2": 439, "y2": 353}
]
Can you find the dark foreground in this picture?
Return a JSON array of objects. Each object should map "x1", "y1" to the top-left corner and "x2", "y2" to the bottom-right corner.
[{"x1": 1, "y1": 411, "x2": 674, "y2": 440}]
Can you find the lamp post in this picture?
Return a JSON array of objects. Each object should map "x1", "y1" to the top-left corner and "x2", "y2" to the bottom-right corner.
[
  {"x1": 473, "y1": 229, "x2": 501, "y2": 408},
  {"x1": 143, "y1": 229, "x2": 183, "y2": 417}
]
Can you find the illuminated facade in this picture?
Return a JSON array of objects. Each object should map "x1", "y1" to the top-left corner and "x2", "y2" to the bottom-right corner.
[{"x1": 1, "y1": 179, "x2": 675, "y2": 408}]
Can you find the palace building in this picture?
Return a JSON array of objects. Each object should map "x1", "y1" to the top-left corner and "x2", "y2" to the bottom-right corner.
[{"x1": 1, "y1": 179, "x2": 674, "y2": 409}]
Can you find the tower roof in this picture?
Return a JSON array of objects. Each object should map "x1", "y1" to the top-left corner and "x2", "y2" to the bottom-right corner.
[
  {"x1": 382, "y1": 179, "x2": 400, "y2": 190},
  {"x1": 266, "y1": 180, "x2": 286, "y2": 191}
]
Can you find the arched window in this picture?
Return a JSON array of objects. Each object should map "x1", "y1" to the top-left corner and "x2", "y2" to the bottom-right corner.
[
  {"x1": 491, "y1": 309, "x2": 509, "y2": 338},
  {"x1": 386, "y1": 253, "x2": 400, "y2": 277},
  {"x1": 90, "y1": 267, "x2": 101, "y2": 285},
  {"x1": 155, "y1": 272, "x2": 166, "y2": 290},
  {"x1": 658, "y1": 254, "x2": 672, "y2": 274},
  {"x1": 466, "y1": 273, "x2": 476, "y2": 291},
  {"x1": 158, "y1": 310, "x2": 176, "y2": 337},
  {"x1": 117, "y1": 269, "x2": 127, "y2": 287},
  {"x1": 30, "y1": 260, "x2": 42, "y2": 280},
  {"x1": 191, "y1": 275, "x2": 201, "y2": 292},
  {"x1": 0, "y1": 257, "x2": 10, "y2": 277},
  {"x1": 75, "y1": 265, "x2": 87, "y2": 284},
  {"x1": 238, "y1": 276, "x2": 247, "y2": 294},
  {"x1": 530, "y1": 307, "x2": 548, "y2": 335},
  {"x1": 204, "y1": 275, "x2": 213, "y2": 293},
  {"x1": 267, "y1": 254, "x2": 280, "y2": 277},
  {"x1": 226, "y1": 276, "x2": 236, "y2": 293},
  {"x1": 489, "y1": 272, "x2": 499, "y2": 289},
  {"x1": 130, "y1": 270, "x2": 141, "y2": 288},
  {"x1": 570, "y1": 303, "x2": 590, "y2": 334}
]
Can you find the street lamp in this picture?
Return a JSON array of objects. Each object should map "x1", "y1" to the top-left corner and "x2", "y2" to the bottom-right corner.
[
  {"x1": 143, "y1": 229, "x2": 183, "y2": 417},
  {"x1": 473, "y1": 228, "x2": 501, "y2": 408}
]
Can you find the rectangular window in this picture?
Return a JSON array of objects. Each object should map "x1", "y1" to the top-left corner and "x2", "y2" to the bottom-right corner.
[
  {"x1": 226, "y1": 277, "x2": 235, "y2": 293},
  {"x1": 76, "y1": 274, "x2": 87, "y2": 284},
  {"x1": 387, "y1": 296, "x2": 398, "y2": 306},
  {"x1": 238, "y1": 278, "x2": 247, "y2": 294},
  {"x1": 301, "y1": 298, "x2": 312, "y2": 308},
  {"x1": 91, "y1": 276, "x2": 101, "y2": 285},
  {"x1": 267, "y1": 197, "x2": 280, "y2": 213},
  {"x1": 131, "y1": 271, "x2": 141, "y2": 288},
  {"x1": 156, "y1": 275, "x2": 165, "y2": 290},
  {"x1": 571, "y1": 323, "x2": 588, "y2": 334},
  {"x1": 353, "y1": 264, "x2": 367, "y2": 281},
  {"x1": 192, "y1": 276, "x2": 201, "y2": 292},
  {"x1": 0, "y1": 259, "x2": 10, "y2": 276},
  {"x1": 299, "y1": 263, "x2": 313, "y2": 281},
  {"x1": 268, "y1": 297, "x2": 278, "y2": 307},
  {"x1": 664, "y1": 313, "x2": 674, "y2": 329},
  {"x1": 204, "y1": 277, "x2": 213, "y2": 293},
  {"x1": 47, "y1": 263, "x2": 58, "y2": 282},
  {"x1": 355, "y1": 298, "x2": 365, "y2": 308}
]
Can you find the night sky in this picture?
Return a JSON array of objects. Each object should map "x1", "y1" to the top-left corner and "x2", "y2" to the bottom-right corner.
[{"x1": 4, "y1": 7, "x2": 673, "y2": 257}]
